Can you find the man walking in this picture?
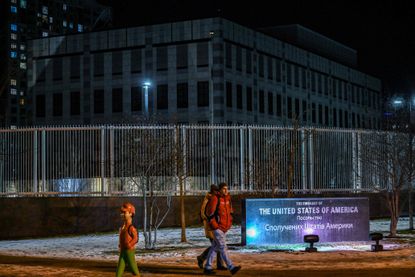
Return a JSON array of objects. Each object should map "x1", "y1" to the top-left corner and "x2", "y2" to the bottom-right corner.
[{"x1": 204, "y1": 182, "x2": 241, "y2": 275}]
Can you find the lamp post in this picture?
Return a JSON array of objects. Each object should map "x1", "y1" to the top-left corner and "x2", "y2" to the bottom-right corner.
[{"x1": 142, "y1": 81, "x2": 151, "y2": 119}]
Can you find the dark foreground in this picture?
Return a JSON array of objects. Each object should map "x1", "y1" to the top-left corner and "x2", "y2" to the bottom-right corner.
[{"x1": 0, "y1": 254, "x2": 414, "y2": 277}]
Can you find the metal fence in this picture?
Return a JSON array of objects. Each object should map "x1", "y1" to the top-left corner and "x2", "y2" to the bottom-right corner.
[{"x1": 0, "y1": 125, "x2": 411, "y2": 196}]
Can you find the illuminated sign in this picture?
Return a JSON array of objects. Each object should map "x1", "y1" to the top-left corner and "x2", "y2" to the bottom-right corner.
[{"x1": 241, "y1": 198, "x2": 369, "y2": 245}]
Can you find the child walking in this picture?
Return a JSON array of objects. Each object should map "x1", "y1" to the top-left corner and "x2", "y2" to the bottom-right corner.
[{"x1": 116, "y1": 202, "x2": 140, "y2": 277}]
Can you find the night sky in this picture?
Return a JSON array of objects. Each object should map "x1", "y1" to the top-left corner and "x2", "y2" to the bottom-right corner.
[{"x1": 99, "y1": 0, "x2": 415, "y2": 97}]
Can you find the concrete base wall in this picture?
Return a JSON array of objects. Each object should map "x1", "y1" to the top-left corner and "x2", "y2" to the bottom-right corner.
[{"x1": 0, "y1": 192, "x2": 413, "y2": 239}]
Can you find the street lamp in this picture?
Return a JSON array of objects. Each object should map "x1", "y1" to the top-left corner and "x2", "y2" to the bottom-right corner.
[{"x1": 142, "y1": 81, "x2": 151, "y2": 119}]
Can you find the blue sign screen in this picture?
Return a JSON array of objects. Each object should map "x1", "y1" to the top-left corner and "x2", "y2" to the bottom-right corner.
[{"x1": 242, "y1": 198, "x2": 369, "y2": 245}]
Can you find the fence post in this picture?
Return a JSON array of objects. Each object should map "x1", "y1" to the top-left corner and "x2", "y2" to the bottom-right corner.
[
  {"x1": 41, "y1": 129, "x2": 46, "y2": 193},
  {"x1": 308, "y1": 130, "x2": 314, "y2": 192},
  {"x1": 181, "y1": 126, "x2": 187, "y2": 193},
  {"x1": 240, "y1": 127, "x2": 245, "y2": 191},
  {"x1": 109, "y1": 127, "x2": 114, "y2": 194},
  {"x1": 248, "y1": 127, "x2": 253, "y2": 191},
  {"x1": 101, "y1": 127, "x2": 106, "y2": 196},
  {"x1": 301, "y1": 129, "x2": 307, "y2": 192},
  {"x1": 352, "y1": 131, "x2": 362, "y2": 191},
  {"x1": 33, "y1": 130, "x2": 38, "y2": 193}
]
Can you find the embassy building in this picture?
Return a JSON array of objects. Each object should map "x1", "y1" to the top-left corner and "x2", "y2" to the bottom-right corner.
[{"x1": 27, "y1": 17, "x2": 382, "y2": 128}]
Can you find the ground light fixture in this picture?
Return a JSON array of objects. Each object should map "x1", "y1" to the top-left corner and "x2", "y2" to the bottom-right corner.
[
  {"x1": 304, "y1": 234, "x2": 319, "y2": 252},
  {"x1": 369, "y1": 232, "x2": 383, "y2": 252}
]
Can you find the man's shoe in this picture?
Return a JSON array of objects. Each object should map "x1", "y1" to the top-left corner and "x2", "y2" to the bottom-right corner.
[
  {"x1": 217, "y1": 265, "x2": 227, "y2": 270},
  {"x1": 197, "y1": 256, "x2": 204, "y2": 269},
  {"x1": 203, "y1": 268, "x2": 216, "y2": 275},
  {"x1": 230, "y1": 265, "x2": 241, "y2": 275}
]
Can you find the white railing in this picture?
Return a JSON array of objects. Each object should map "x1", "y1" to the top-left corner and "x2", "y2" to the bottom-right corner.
[{"x1": 0, "y1": 125, "x2": 409, "y2": 196}]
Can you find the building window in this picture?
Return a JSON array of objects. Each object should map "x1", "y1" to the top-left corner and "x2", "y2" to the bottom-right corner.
[
  {"x1": 10, "y1": 79, "x2": 17, "y2": 86},
  {"x1": 236, "y1": 47, "x2": 242, "y2": 72},
  {"x1": 42, "y1": 6, "x2": 48, "y2": 15},
  {"x1": 53, "y1": 58, "x2": 62, "y2": 80},
  {"x1": 156, "y1": 47, "x2": 168, "y2": 71},
  {"x1": 156, "y1": 85, "x2": 168, "y2": 110},
  {"x1": 318, "y1": 104, "x2": 323, "y2": 124},
  {"x1": 275, "y1": 59, "x2": 281, "y2": 82},
  {"x1": 53, "y1": 93, "x2": 63, "y2": 116},
  {"x1": 112, "y1": 88, "x2": 123, "y2": 113},
  {"x1": 49, "y1": 17, "x2": 53, "y2": 23},
  {"x1": 93, "y1": 53, "x2": 104, "y2": 77},
  {"x1": 63, "y1": 4, "x2": 67, "y2": 11},
  {"x1": 177, "y1": 83, "x2": 188, "y2": 108},
  {"x1": 288, "y1": 97, "x2": 293, "y2": 119},
  {"x1": 130, "y1": 49, "x2": 142, "y2": 73},
  {"x1": 286, "y1": 63, "x2": 292, "y2": 85},
  {"x1": 268, "y1": 92, "x2": 273, "y2": 115},
  {"x1": 197, "y1": 81, "x2": 209, "y2": 107},
  {"x1": 267, "y1": 58, "x2": 273, "y2": 80},
  {"x1": 36, "y1": 95, "x2": 45, "y2": 117},
  {"x1": 246, "y1": 51, "x2": 252, "y2": 74},
  {"x1": 131, "y1": 87, "x2": 142, "y2": 112},
  {"x1": 70, "y1": 91, "x2": 81, "y2": 115},
  {"x1": 259, "y1": 90, "x2": 264, "y2": 113},
  {"x1": 258, "y1": 55, "x2": 264, "y2": 78},
  {"x1": 176, "y1": 44, "x2": 188, "y2": 69},
  {"x1": 69, "y1": 22, "x2": 73, "y2": 29},
  {"x1": 42, "y1": 32, "x2": 48, "y2": 37},
  {"x1": 10, "y1": 51, "x2": 17, "y2": 58},
  {"x1": 63, "y1": 20, "x2": 67, "y2": 27},
  {"x1": 11, "y1": 0, "x2": 17, "y2": 3},
  {"x1": 302, "y1": 100, "x2": 307, "y2": 122},
  {"x1": 10, "y1": 88, "x2": 17, "y2": 95},
  {"x1": 294, "y1": 66, "x2": 300, "y2": 87},
  {"x1": 276, "y1": 94, "x2": 282, "y2": 117},
  {"x1": 312, "y1": 103, "x2": 316, "y2": 123},
  {"x1": 197, "y1": 42, "x2": 209, "y2": 67},
  {"x1": 78, "y1": 24, "x2": 83, "y2": 32},
  {"x1": 94, "y1": 89, "x2": 104, "y2": 114},
  {"x1": 20, "y1": 62, "x2": 26, "y2": 69},
  {"x1": 70, "y1": 56, "x2": 80, "y2": 79},
  {"x1": 11, "y1": 43, "x2": 17, "y2": 49},
  {"x1": 20, "y1": 0, "x2": 26, "y2": 8},
  {"x1": 225, "y1": 43, "x2": 232, "y2": 69},
  {"x1": 294, "y1": 98, "x2": 299, "y2": 119},
  {"x1": 226, "y1": 82, "x2": 232, "y2": 108},
  {"x1": 11, "y1": 6, "x2": 17, "y2": 13},
  {"x1": 20, "y1": 54, "x2": 26, "y2": 60},
  {"x1": 237, "y1": 85, "x2": 243, "y2": 110},
  {"x1": 246, "y1": 86, "x2": 252, "y2": 111},
  {"x1": 10, "y1": 24, "x2": 17, "y2": 32},
  {"x1": 112, "y1": 51, "x2": 123, "y2": 75},
  {"x1": 11, "y1": 33, "x2": 17, "y2": 40}
]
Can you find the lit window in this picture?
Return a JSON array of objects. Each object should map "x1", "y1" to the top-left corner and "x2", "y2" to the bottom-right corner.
[
  {"x1": 20, "y1": 44, "x2": 25, "y2": 50},
  {"x1": 10, "y1": 79, "x2": 17, "y2": 86},
  {"x1": 20, "y1": 54, "x2": 26, "y2": 60},
  {"x1": 69, "y1": 22, "x2": 73, "y2": 29},
  {"x1": 11, "y1": 33, "x2": 17, "y2": 40},
  {"x1": 20, "y1": 91, "x2": 24, "y2": 96},
  {"x1": 42, "y1": 32, "x2": 48, "y2": 37},
  {"x1": 20, "y1": 98, "x2": 25, "y2": 105},
  {"x1": 20, "y1": 62, "x2": 26, "y2": 69},
  {"x1": 11, "y1": 43, "x2": 17, "y2": 49},
  {"x1": 37, "y1": 12, "x2": 41, "y2": 17},
  {"x1": 20, "y1": 0, "x2": 27, "y2": 9},
  {"x1": 63, "y1": 20, "x2": 67, "y2": 27},
  {"x1": 63, "y1": 4, "x2": 67, "y2": 11},
  {"x1": 11, "y1": 0, "x2": 17, "y2": 3},
  {"x1": 10, "y1": 23, "x2": 17, "y2": 32},
  {"x1": 77, "y1": 24, "x2": 83, "y2": 32},
  {"x1": 49, "y1": 16, "x2": 53, "y2": 23},
  {"x1": 10, "y1": 51, "x2": 17, "y2": 58},
  {"x1": 11, "y1": 6, "x2": 17, "y2": 13},
  {"x1": 10, "y1": 88, "x2": 17, "y2": 95},
  {"x1": 42, "y1": 6, "x2": 48, "y2": 15}
]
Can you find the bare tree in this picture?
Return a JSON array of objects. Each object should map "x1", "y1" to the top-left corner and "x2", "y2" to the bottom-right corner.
[
  {"x1": 360, "y1": 130, "x2": 415, "y2": 236},
  {"x1": 119, "y1": 127, "x2": 175, "y2": 249}
]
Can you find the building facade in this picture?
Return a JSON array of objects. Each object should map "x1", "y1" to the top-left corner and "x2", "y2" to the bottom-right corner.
[
  {"x1": 0, "y1": 0, "x2": 110, "y2": 126},
  {"x1": 28, "y1": 17, "x2": 382, "y2": 128}
]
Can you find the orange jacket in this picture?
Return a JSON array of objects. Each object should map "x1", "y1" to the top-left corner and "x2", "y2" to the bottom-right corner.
[
  {"x1": 119, "y1": 224, "x2": 138, "y2": 250},
  {"x1": 206, "y1": 193, "x2": 233, "y2": 233}
]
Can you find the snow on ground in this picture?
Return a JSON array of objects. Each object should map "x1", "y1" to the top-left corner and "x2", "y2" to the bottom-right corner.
[{"x1": 0, "y1": 217, "x2": 413, "y2": 261}]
